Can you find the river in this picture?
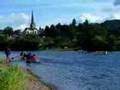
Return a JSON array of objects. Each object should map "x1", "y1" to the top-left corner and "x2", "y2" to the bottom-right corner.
[{"x1": 1, "y1": 51, "x2": 120, "y2": 90}]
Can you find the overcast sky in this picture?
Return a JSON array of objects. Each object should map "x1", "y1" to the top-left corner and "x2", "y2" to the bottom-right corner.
[{"x1": 0, "y1": 0, "x2": 120, "y2": 29}]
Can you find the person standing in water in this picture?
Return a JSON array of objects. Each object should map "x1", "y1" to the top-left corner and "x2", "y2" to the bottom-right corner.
[
  {"x1": 5, "y1": 47, "x2": 11, "y2": 64},
  {"x1": 26, "y1": 52, "x2": 32, "y2": 65},
  {"x1": 31, "y1": 54, "x2": 39, "y2": 63}
]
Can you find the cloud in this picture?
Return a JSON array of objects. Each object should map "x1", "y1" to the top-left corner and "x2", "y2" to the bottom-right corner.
[
  {"x1": 79, "y1": 12, "x2": 120, "y2": 23},
  {"x1": 80, "y1": 13, "x2": 104, "y2": 23},
  {"x1": 0, "y1": 13, "x2": 30, "y2": 30},
  {"x1": 107, "y1": 13, "x2": 120, "y2": 19},
  {"x1": 15, "y1": 24, "x2": 28, "y2": 31},
  {"x1": 114, "y1": 0, "x2": 120, "y2": 5}
]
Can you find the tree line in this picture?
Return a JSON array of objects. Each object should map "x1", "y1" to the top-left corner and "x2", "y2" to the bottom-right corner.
[{"x1": 0, "y1": 19, "x2": 120, "y2": 51}]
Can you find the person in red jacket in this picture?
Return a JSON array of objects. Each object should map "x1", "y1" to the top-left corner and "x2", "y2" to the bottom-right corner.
[
  {"x1": 31, "y1": 54, "x2": 37, "y2": 62},
  {"x1": 31, "y1": 54, "x2": 40, "y2": 63}
]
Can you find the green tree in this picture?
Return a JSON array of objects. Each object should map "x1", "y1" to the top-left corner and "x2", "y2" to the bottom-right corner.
[{"x1": 3, "y1": 26, "x2": 13, "y2": 36}]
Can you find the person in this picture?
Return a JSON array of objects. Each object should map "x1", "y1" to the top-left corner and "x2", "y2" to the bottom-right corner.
[
  {"x1": 5, "y1": 47, "x2": 11, "y2": 64},
  {"x1": 20, "y1": 51, "x2": 26, "y2": 60},
  {"x1": 31, "y1": 54, "x2": 38, "y2": 63},
  {"x1": 26, "y1": 52, "x2": 32, "y2": 64},
  {"x1": 20, "y1": 51, "x2": 24, "y2": 60}
]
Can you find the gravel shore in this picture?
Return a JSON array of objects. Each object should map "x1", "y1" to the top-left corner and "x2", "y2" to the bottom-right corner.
[{"x1": 26, "y1": 69, "x2": 56, "y2": 90}]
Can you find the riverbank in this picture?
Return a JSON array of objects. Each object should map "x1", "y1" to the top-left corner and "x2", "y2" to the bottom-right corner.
[
  {"x1": 26, "y1": 69, "x2": 55, "y2": 90},
  {"x1": 26, "y1": 69, "x2": 56, "y2": 90},
  {"x1": 0, "y1": 60, "x2": 54, "y2": 90}
]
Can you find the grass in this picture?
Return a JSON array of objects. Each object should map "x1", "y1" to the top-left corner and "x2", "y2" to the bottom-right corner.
[{"x1": 0, "y1": 59, "x2": 28, "y2": 90}]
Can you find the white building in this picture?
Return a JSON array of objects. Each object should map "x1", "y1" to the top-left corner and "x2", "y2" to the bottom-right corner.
[{"x1": 24, "y1": 11, "x2": 38, "y2": 34}]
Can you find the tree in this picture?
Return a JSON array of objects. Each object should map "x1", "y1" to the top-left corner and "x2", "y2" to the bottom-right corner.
[
  {"x1": 84, "y1": 19, "x2": 89, "y2": 26},
  {"x1": 3, "y1": 26, "x2": 13, "y2": 36},
  {"x1": 13, "y1": 30, "x2": 21, "y2": 35},
  {"x1": 68, "y1": 19, "x2": 77, "y2": 39},
  {"x1": 72, "y1": 19, "x2": 77, "y2": 27}
]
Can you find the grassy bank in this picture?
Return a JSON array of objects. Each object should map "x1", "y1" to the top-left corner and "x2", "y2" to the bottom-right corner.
[
  {"x1": 0, "y1": 60, "x2": 54, "y2": 90},
  {"x1": 0, "y1": 61, "x2": 28, "y2": 90}
]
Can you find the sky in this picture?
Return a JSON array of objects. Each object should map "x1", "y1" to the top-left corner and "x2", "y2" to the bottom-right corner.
[{"x1": 0, "y1": 0, "x2": 120, "y2": 30}]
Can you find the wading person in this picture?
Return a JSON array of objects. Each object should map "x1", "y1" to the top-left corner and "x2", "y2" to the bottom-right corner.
[
  {"x1": 5, "y1": 47, "x2": 11, "y2": 64},
  {"x1": 26, "y1": 53, "x2": 32, "y2": 66},
  {"x1": 20, "y1": 51, "x2": 26, "y2": 60},
  {"x1": 31, "y1": 54, "x2": 39, "y2": 63}
]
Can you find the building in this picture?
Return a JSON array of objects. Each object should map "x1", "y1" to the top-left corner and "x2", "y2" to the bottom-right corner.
[{"x1": 24, "y1": 11, "x2": 38, "y2": 34}]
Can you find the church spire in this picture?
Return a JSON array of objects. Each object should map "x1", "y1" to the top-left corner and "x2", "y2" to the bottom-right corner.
[
  {"x1": 24, "y1": 11, "x2": 38, "y2": 34},
  {"x1": 30, "y1": 11, "x2": 36, "y2": 29}
]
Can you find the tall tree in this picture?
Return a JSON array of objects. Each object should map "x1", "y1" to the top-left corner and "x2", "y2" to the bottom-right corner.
[{"x1": 3, "y1": 26, "x2": 13, "y2": 36}]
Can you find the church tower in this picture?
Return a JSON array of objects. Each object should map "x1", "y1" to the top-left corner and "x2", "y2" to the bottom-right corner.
[{"x1": 24, "y1": 11, "x2": 38, "y2": 34}]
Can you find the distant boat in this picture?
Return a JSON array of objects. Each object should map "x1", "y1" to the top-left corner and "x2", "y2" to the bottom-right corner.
[
  {"x1": 105, "y1": 51, "x2": 108, "y2": 55},
  {"x1": 94, "y1": 51, "x2": 108, "y2": 55}
]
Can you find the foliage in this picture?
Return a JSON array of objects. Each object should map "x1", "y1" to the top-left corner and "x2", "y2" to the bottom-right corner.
[
  {"x1": 0, "y1": 64, "x2": 28, "y2": 90},
  {"x1": 3, "y1": 26, "x2": 13, "y2": 36},
  {"x1": 1, "y1": 19, "x2": 120, "y2": 51}
]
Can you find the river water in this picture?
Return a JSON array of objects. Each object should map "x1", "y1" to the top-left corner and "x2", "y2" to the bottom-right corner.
[{"x1": 1, "y1": 51, "x2": 120, "y2": 90}]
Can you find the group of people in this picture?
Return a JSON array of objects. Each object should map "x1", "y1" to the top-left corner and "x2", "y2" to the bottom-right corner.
[
  {"x1": 5, "y1": 48, "x2": 40, "y2": 64},
  {"x1": 20, "y1": 51, "x2": 39, "y2": 63}
]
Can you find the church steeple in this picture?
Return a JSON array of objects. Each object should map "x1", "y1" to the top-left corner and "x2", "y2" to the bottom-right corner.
[
  {"x1": 24, "y1": 11, "x2": 38, "y2": 34},
  {"x1": 30, "y1": 11, "x2": 36, "y2": 29}
]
